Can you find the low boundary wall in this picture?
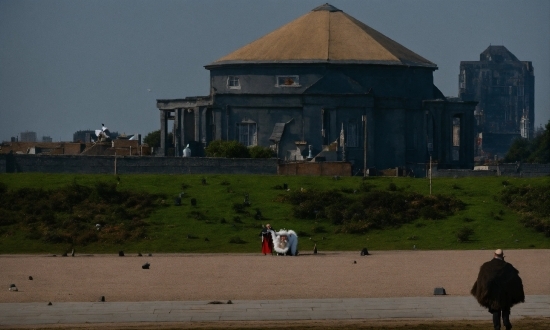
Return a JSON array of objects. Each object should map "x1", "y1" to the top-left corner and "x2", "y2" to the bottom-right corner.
[
  {"x1": 0, "y1": 154, "x2": 278, "y2": 175},
  {"x1": 278, "y1": 162, "x2": 351, "y2": 176},
  {"x1": 1, "y1": 154, "x2": 547, "y2": 177},
  {"x1": 433, "y1": 163, "x2": 550, "y2": 178}
]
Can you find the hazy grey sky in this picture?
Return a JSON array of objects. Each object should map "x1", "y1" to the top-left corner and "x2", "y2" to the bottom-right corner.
[{"x1": 1, "y1": 0, "x2": 549, "y2": 142}]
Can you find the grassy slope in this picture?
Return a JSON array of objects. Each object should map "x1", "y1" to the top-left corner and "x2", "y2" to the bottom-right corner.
[{"x1": 0, "y1": 173, "x2": 548, "y2": 254}]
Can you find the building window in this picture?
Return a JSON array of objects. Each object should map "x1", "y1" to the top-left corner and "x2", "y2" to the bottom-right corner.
[
  {"x1": 347, "y1": 119, "x2": 358, "y2": 147},
  {"x1": 452, "y1": 117, "x2": 460, "y2": 147},
  {"x1": 227, "y1": 76, "x2": 240, "y2": 89},
  {"x1": 452, "y1": 116, "x2": 461, "y2": 161},
  {"x1": 276, "y1": 75, "x2": 299, "y2": 87},
  {"x1": 236, "y1": 121, "x2": 257, "y2": 146}
]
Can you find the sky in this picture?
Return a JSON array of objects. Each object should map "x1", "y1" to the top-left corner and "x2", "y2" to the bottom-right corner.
[{"x1": 1, "y1": 0, "x2": 549, "y2": 142}]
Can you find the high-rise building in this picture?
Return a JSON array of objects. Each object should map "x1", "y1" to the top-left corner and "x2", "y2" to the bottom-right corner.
[
  {"x1": 20, "y1": 131, "x2": 37, "y2": 142},
  {"x1": 459, "y1": 45, "x2": 534, "y2": 157}
]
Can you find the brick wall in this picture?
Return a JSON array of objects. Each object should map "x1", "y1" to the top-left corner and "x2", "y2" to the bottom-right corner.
[{"x1": 113, "y1": 139, "x2": 139, "y2": 149}]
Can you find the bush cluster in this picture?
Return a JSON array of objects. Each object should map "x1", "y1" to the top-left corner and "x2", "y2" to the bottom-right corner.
[
  {"x1": 0, "y1": 181, "x2": 166, "y2": 245},
  {"x1": 205, "y1": 140, "x2": 273, "y2": 158},
  {"x1": 498, "y1": 184, "x2": 550, "y2": 236},
  {"x1": 283, "y1": 188, "x2": 465, "y2": 234}
]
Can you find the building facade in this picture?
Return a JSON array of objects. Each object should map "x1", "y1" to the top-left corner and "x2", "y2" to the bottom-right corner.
[
  {"x1": 20, "y1": 131, "x2": 37, "y2": 142},
  {"x1": 157, "y1": 4, "x2": 476, "y2": 173},
  {"x1": 459, "y1": 45, "x2": 534, "y2": 158}
]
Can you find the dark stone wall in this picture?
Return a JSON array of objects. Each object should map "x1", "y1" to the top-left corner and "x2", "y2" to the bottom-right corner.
[
  {"x1": 0, "y1": 154, "x2": 278, "y2": 175},
  {"x1": 433, "y1": 163, "x2": 550, "y2": 178},
  {"x1": 210, "y1": 64, "x2": 435, "y2": 100}
]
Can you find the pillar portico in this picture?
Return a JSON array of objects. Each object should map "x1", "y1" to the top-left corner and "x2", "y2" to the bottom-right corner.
[{"x1": 159, "y1": 110, "x2": 168, "y2": 156}]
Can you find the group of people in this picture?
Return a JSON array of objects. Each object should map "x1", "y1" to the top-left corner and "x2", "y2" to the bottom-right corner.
[
  {"x1": 260, "y1": 231, "x2": 524, "y2": 329},
  {"x1": 259, "y1": 224, "x2": 298, "y2": 256}
]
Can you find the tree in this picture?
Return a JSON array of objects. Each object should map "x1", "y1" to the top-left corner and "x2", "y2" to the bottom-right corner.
[
  {"x1": 504, "y1": 120, "x2": 550, "y2": 163},
  {"x1": 528, "y1": 120, "x2": 550, "y2": 163},
  {"x1": 143, "y1": 130, "x2": 173, "y2": 148},
  {"x1": 504, "y1": 138, "x2": 532, "y2": 162}
]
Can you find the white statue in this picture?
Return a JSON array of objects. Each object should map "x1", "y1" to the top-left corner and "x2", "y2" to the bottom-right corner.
[{"x1": 183, "y1": 144, "x2": 191, "y2": 157}]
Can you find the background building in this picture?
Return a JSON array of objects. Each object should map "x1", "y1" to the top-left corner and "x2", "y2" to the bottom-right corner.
[
  {"x1": 459, "y1": 45, "x2": 534, "y2": 158},
  {"x1": 157, "y1": 4, "x2": 477, "y2": 173},
  {"x1": 73, "y1": 130, "x2": 119, "y2": 143},
  {"x1": 20, "y1": 131, "x2": 37, "y2": 142}
]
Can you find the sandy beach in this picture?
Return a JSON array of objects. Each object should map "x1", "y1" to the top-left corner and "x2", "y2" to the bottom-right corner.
[{"x1": 1, "y1": 250, "x2": 549, "y2": 304}]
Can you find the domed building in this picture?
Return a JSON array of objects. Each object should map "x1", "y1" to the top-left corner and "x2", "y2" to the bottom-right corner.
[{"x1": 156, "y1": 3, "x2": 476, "y2": 174}]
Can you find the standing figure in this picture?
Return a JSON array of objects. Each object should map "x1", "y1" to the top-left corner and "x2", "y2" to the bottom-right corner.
[
  {"x1": 259, "y1": 224, "x2": 274, "y2": 255},
  {"x1": 471, "y1": 249, "x2": 524, "y2": 330}
]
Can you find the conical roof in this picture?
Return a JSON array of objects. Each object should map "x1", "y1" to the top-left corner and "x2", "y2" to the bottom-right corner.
[{"x1": 209, "y1": 4, "x2": 436, "y2": 68}]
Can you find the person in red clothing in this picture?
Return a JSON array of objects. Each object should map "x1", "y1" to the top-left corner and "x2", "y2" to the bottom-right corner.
[{"x1": 259, "y1": 224, "x2": 274, "y2": 255}]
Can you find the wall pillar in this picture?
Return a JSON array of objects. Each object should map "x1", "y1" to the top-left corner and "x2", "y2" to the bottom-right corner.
[
  {"x1": 159, "y1": 110, "x2": 168, "y2": 156},
  {"x1": 174, "y1": 109, "x2": 182, "y2": 156}
]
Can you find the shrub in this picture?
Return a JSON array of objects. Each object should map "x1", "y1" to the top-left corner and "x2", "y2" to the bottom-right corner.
[
  {"x1": 189, "y1": 211, "x2": 206, "y2": 220},
  {"x1": 498, "y1": 184, "x2": 550, "y2": 216},
  {"x1": 283, "y1": 187, "x2": 464, "y2": 233},
  {"x1": 205, "y1": 140, "x2": 250, "y2": 158},
  {"x1": 249, "y1": 146, "x2": 274, "y2": 158},
  {"x1": 232, "y1": 203, "x2": 246, "y2": 213},
  {"x1": 0, "y1": 182, "x2": 166, "y2": 246},
  {"x1": 456, "y1": 226, "x2": 474, "y2": 242},
  {"x1": 311, "y1": 225, "x2": 327, "y2": 233},
  {"x1": 358, "y1": 181, "x2": 375, "y2": 192}
]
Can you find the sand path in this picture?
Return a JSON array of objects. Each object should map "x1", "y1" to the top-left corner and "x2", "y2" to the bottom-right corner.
[{"x1": 1, "y1": 250, "x2": 548, "y2": 303}]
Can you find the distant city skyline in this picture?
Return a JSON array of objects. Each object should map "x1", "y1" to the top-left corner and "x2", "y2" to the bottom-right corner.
[{"x1": 1, "y1": 0, "x2": 549, "y2": 142}]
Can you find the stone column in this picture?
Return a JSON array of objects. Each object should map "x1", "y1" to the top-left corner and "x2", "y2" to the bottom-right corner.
[
  {"x1": 159, "y1": 110, "x2": 168, "y2": 156},
  {"x1": 174, "y1": 109, "x2": 182, "y2": 157},
  {"x1": 194, "y1": 106, "x2": 200, "y2": 142}
]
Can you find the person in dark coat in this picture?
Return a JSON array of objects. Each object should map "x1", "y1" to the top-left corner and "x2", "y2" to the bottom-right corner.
[
  {"x1": 471, "y1": 249, "x2": 525, "y2": 330},
  {"x1": 259, "y1": 224, "x2": 274, "y2": 255}
]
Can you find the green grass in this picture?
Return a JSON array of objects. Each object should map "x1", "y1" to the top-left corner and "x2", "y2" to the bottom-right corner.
[{"x1": 0, "y1": 173, "x2": 549, "y2": 254}]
